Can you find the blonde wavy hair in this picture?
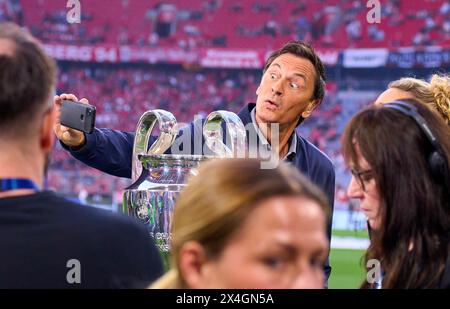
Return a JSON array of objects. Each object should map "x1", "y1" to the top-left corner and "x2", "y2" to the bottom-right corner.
[
  {"x1": 151, "y1": 158, "x2": 329, "y2": 289},
  {"x1": 388, "y1": 74, "x2": 450, "y2": 126}
]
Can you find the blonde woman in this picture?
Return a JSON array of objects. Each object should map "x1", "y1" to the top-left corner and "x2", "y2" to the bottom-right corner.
[
  {"x1": 151, "y1": 159, "x2": 330, "y2": 289},
  {"x1": 375, "y1": 74, "x2": 450, "y2": 126}
]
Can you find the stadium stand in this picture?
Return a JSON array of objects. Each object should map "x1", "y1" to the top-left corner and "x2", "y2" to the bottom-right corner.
[
  {"x1": 1, "y1": 0, "x2": 448, "y2": 210},
  {"x1": 12, "y1": 0, "x2": 450, "y2": 48}
]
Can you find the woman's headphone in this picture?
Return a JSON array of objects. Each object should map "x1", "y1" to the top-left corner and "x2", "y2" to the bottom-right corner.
[{"x1": 383, "y1": 100, "x2": 448, "y2": 181}]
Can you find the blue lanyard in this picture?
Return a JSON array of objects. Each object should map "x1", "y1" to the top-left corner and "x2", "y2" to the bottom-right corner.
[{"x1": 0, "y1": 178, "x2": 41, "y2": 192}]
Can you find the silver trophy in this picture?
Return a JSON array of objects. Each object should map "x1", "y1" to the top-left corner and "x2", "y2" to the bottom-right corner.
[{"x1": 123, "y1": 109, "x2": 246, "y2": 269}]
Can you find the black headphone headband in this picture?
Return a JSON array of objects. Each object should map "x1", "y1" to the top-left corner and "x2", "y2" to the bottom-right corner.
[
  {"x1": 383, "y1": 100, "x2": 447, "y2": 180},
  {"x1": 383, "y1": 101, "x2": 442, "y2": 152}
]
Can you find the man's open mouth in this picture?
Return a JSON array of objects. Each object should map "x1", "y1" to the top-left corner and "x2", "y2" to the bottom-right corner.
[{"x1": 264, "y1": 100, "x2": 279, "y2": 110}]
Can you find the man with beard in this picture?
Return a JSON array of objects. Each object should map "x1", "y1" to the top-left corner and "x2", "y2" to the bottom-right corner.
[{"x1": 0, "y1": 23, "x2": 163, "y2": 288}]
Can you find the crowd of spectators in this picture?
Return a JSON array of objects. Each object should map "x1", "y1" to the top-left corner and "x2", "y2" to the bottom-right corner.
[
  {"x1": 0, "y1": 0, "x2": 22, "y2": 24},
  {"x1": 3, "y1": 0, "x2": 449, "y2": 50}
]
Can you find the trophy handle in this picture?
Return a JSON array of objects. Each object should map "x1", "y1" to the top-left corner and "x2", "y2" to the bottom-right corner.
[
  {"x1": 203, "y1": 110, "x2": 247, "y2": 158},
  {"x1": 132, "y1": 110, "x2": 178, "y2": 182}
]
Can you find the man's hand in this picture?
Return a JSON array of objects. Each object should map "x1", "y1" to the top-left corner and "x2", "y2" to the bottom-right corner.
[{"x1": 53, "y1": 93, "x2": 90, "y2": 148}]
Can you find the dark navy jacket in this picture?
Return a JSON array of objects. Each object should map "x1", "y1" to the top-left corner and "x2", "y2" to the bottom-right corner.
[{"x1": 66, "y1": 103, "x2": 336, "y2": 280}]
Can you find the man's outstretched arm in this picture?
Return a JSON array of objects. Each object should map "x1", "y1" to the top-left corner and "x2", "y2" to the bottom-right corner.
[{"x1": 63, "y1": 128, "x2": 136, "y2": 179}]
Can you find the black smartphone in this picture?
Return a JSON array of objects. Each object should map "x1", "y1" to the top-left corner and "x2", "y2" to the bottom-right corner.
[{"x1": 60, "y1": 100, "x2": 96, "y2": 134}]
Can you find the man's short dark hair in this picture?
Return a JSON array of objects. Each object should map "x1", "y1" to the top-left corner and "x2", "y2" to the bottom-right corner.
[
  {"x1": 0, "y1": 22, "x2": 56, "y2": 135},
  {"x1": 263, "y1": 41, "x2": 326, "y2": 104}
]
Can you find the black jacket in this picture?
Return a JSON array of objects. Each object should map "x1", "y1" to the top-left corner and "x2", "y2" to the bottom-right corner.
[{"x1": 0, "y1": 191, "x2": 163, "y2": 288}]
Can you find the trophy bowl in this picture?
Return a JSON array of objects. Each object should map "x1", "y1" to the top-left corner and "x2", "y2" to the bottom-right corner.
[
  {"x1": 123, "y1": 154, "x2": 209, "y2": 269},
  {"x1": 122, "y1": 109, "x2": 246, "y2": 270}
]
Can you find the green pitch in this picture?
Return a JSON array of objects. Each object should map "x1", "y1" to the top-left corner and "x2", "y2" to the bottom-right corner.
[
  {"x1": 329, "y1": 248, "x2": 366, "y2": 289},
  {"x1": 328, "y1": 229, "x2": 368, "y2": 289}
]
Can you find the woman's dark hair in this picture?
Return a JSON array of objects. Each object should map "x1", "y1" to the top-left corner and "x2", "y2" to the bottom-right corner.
[{"x1": 342, "y1": 99, "x2": 450, "y2": 288}]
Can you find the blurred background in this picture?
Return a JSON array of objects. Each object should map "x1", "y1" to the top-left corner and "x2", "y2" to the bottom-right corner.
[{"x1": 2, "y1": 0, "x2": 449, "y2": 288}]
